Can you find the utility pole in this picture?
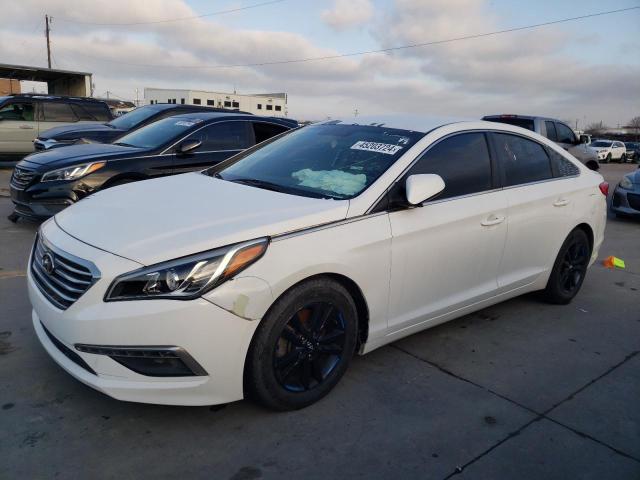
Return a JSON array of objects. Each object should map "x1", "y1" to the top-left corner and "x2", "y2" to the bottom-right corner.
[
  {"x1": 45, "y1": 15, "x2": 52, "y2": 69},
  {"x1": 105, "y1": 91, "x2": 110, "y2": 99},
  {"x1": 135, "y1": 88, "x2": 140, "y2": 106}
]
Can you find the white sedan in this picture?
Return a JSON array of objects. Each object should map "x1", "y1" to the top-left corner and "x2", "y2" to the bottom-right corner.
[{"x1": 28, "y1": 118, "x2": 607, "y2": 410}]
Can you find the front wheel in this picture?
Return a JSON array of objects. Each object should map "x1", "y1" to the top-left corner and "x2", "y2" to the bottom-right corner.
[
  {"x1": 245, "y1": 278, "x2": 358, "y2": 410},
  {"x1": 541, "y1": 229, "x2": 591, "y2": 304},
  {"x1": 605, "y1": 153, "x2": 612, "y2": 163}
]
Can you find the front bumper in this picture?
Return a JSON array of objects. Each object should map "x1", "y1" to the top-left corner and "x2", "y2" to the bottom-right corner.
[
  {"x1": 29, "y1": 222, "x2": 260, "y2": 405},
  {"x1": 611, "y1": 185, "x2": 640, "y2": 216}
]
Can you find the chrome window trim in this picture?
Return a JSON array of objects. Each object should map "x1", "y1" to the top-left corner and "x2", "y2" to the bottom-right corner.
[{"x1": 365, "y1": 128, "x2": 582, "y2": 214}]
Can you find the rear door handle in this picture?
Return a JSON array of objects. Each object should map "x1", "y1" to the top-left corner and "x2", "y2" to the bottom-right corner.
[
  {"x1": 553, "y1": 198, "x2": 570, "y2": 207},
  {"x1": 481, "y1": 214, "x2": 505, "y2": 226}
]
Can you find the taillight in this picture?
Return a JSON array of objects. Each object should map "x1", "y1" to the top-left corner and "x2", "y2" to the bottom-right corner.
[{"x1": 599, "y1": 182, "x2": 609, "y2": 196}]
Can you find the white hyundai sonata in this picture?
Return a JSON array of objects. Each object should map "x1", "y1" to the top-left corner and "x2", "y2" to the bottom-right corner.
[{"x1": 28, "y1": 118, "x2": 607, "y2": 410}]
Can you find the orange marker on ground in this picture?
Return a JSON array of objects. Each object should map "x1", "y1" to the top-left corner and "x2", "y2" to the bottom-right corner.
[{"x1": 603, "y1": 256, "x2": 626, "y2": 269}]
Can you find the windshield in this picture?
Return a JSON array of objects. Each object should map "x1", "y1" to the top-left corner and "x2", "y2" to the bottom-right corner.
[
  {"x1": 210, "y1": 123, "x2": 424, "y2": 199},
  {"x1": 108, "y1": 106, "x2": 160, "y2": 130},
  {"x1": 113, "y1": 116, "x2": 202, "y2": 149},
  {"x1": 591, "y1": 141, "x2": 612, "y2": 147}
]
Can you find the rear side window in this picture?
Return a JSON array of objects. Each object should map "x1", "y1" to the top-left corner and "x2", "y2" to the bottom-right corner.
[
  {"x1": 544, "y1": 121, "x2": 558, "y2": 141},
  {"x1": 494, "y1": 133, "x2": 552, "y2": 186},
  {"x1": 555, "y1": 122, "x2": 576, "y2": 144},
  {"x1": 253, "y1": 122, "x2": 289, "y2": 144},
  {"x1": 70, "y1": 103, "x2": 110, "y2": 121},
  {"x1": 0, "y1": 102, "x2": 34, "y2": 121},
  {"x1": 42, "y1": 102, "x2": 78, "y2": 122},
  {"x1": 188, "y1": 121, "x2": 251, "y2": 151},
  {"x1": 408, "y1": 132, "x2": 493, "y2": 200},
  {"x1": 547, "y1": 148, "x2": 580, "y2": 177}
]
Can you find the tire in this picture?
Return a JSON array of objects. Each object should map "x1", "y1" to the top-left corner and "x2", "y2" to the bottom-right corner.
[
  {"x1": 541, "y1": 229, "x2": 591, "y2": 305},
  {"x1": 605, "y1": 153, "x2": 611, "y2": 163},
  {"x1": 245, "y1": 278, "x2": 358, "y2": 411}
]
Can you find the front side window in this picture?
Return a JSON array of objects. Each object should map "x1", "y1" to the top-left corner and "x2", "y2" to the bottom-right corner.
[
  {"x1": 186, "y1": 121, "x2": 251, "y2": 151},
  {"x1": 211, "y1": 123, "x2": 423, "y2": 199},
  {"x1": 253, "y1": 122, "x2": 289, "y2": 143},
  {"x1": 407, "y1": 132, "x2": 493, "y2": 200},
  {"x1": 42, "y1": 102, "x2": 78, "y2": 122},
  {"x1": 494, "y1": 133, "x2": 552, "y2": 186},
  {"x1": 591, "y1": 141, "x2": 612, "y2": 147},
  {"x1": 114, "y1": 116, "x2": 203, "y2": 149},
  {"x1": 0, "y1": 101, "x2": 34, "y2": 121},
  {"x1": 555, "y1": 122, "x2": 576, "y2": 144}
]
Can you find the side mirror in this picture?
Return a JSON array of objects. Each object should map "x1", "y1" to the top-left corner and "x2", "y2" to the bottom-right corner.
[
  {"x1": 405, "y1": 174, "x2": 445, "y2": 206},
  {"x1": 176, "y1": 139, "x2": 202, "y2": 155}
]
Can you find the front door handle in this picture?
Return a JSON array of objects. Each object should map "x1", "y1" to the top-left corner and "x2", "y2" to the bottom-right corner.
[
  {"x1": 553, "y1": 198, "x2": 570, "y2": 207},
  {"x1": 19, "y1": 125, "x2": 34, "y2": 129},
  {"x1": 481, "y1": 214, "x2": 505, "y2": 226}
]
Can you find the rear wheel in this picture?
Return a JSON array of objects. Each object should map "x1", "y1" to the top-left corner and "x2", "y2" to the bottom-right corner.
[
  {"x1": 541, "y1": 229, "x2": 591, "y2": 304},
  {"x1": 245, "y1": 278, "x2": 358, "y2": 411}
]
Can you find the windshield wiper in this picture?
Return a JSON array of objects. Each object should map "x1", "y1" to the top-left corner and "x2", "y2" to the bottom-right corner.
[{"x1": 230, "y1": 178, "x2": 289, "y2": 194}]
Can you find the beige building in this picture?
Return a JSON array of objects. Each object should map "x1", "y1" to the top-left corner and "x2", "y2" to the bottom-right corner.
[{"x1": 144, "y1": 88, "x2": 288, "y2": 117}]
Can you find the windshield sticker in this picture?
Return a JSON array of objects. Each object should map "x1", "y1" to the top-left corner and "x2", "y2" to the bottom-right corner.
[
  {"x1": 351, "y1": 141, "x2": 403, "y2": 155},
  {"x1": 292, "y1": 169, "x2": 366, "y2": 196}
]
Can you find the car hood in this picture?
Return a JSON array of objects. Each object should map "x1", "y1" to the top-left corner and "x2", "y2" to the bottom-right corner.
[
  {"x1": 20, "y1": 143, "x2": 147, "y2": 168},
  {"x1": 38, "y1": 123, "x2": 117, "y2": 139},
  {"x1": 54, "y1": 172, "x2": 350, "y2": 265},
  {"x1": 625, "y1": 168, "x2": 640, "y2": 184}
]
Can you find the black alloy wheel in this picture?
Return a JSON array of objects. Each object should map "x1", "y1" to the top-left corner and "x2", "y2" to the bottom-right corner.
[
  {"x1": 558, "y1": 241, "x2": 589, "y2": 295},
  {"x1": 542, "y1": 229, "x2": 591, "y2": 304},
  {"x1": 245, "y1": 278, "x2": 358, "y2": 410},
  {"x1": 274, "y1": 302, "x2": 346, "y2": 392}
]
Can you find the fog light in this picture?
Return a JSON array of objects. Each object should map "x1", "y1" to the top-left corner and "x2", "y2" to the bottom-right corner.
[{"x1": 74, "y1": 344, "x2": 207, "y2": 377}]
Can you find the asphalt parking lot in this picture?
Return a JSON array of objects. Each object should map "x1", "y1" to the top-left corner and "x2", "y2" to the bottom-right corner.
[{"x1": 0, "y1": 164, "x2": 638, "y2": 480}]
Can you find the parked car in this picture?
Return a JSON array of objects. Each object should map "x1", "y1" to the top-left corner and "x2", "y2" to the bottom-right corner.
[
  {"x1": 27, "y1": 117, "x2": 607, "y2": 410},
  {"x1": 623, "y1": 142, "x2": 639, "y2": 163},
  {"x1": 590, "y1": 140, "x2": 626, "y2": 163},
  {"x1": 482, "y1": 114, "x2": 600, "y2": 170},
  {"x1": 34, "y1": 103, "x2": 249, "y2": 151},
  {"x1": 611, "y1": 166, "x2": 640, "y2": 217},
  {"x1": 0, "y1": 94, "x2": 112, "y2": 164},
  {"x1": 10, "y1": 112, "x2": 296, "y2": 220}
]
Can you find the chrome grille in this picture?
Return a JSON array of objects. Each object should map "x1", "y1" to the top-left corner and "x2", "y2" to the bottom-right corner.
[
  {"x1": 10, "y1": 167, "x2": 37, "y2": 190},
  {"x1": 31, "y1": 235, "x2": 98, "y2": 310}
]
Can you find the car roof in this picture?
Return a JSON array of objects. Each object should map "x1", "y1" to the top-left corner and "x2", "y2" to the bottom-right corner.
[
  {"x1": 1, "y1": 94, "x2": 107, "y2": 104},
  {"x1": 482, "y1": 114, "x2": 568, "y2": 123},
  {"x1": 146, "y1": 103, "x2": 252, "y2": 115},
  {"x1": 171, "y1": 111, "x2": 298, "y2": 127},
  {"x1": 320, "y1": 114, "x2": 471, "y2": 133}
]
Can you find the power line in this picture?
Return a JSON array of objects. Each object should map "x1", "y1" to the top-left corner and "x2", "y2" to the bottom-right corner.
[
  {"x1": 54, "y1": 0, "x2": 286, "y2": 26},
  {"x1": 60, "y1": 6, "x2": 640, "y2": 70}
]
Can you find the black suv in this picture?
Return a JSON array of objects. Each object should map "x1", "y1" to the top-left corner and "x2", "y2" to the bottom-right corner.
[
  {"x1": 0, "y1": 94, "x2": 113, "y2": 164},
  {"x1": 34, "y1": 103, "x2": 243, "y2": 151},
  {"x1": 10, "y1": 112, "x2": 298, "y2": 220}
]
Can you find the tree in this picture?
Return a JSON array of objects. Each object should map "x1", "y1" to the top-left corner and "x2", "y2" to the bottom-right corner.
[
  {"x1": 628, "y1": 116, "x2": 640, "y2": 129},
  {"x1": 584, "y1": 121, "x2": 608, "y2": 135}
]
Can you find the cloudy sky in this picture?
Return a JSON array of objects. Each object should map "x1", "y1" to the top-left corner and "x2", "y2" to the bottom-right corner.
[{"x1": 1, "y1": 0, "x2": 639, "y2": 126}]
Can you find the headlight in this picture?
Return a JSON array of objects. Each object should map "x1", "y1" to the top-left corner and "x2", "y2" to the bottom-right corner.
[
  {"x1": 41, "y1": 162, "x2": 106, "y2": 182},
  {"x1": 105, "y1": 238, "x2": 269, "y2": 301},
  {"x1": 620, "y1": 175, "x2": 633, "y2": 190}
]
